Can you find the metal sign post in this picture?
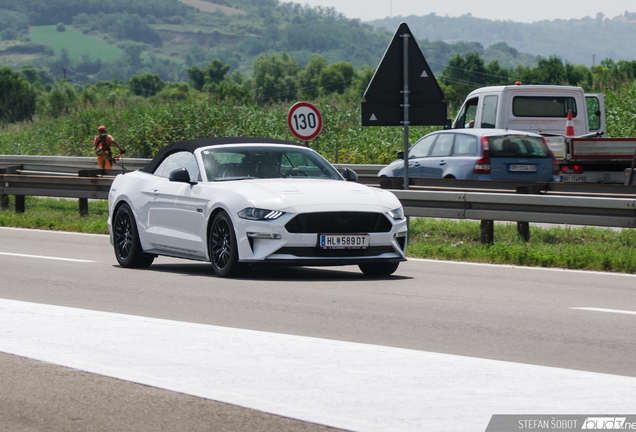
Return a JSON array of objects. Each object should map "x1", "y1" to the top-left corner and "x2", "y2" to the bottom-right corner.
[{"x1": 401, "y1": 33, "x2": 409, "y2": 191}]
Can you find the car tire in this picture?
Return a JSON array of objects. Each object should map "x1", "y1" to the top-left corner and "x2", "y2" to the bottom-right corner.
[
  {"x1": 209, "y1": 211, "x2": 241, "y2": 277},
  {"x1": 358, "y1": 262, "x2": 399, "y2": 277},
  {"x1": 113, "y1": 203, "x2": 155, "y2": 268}
]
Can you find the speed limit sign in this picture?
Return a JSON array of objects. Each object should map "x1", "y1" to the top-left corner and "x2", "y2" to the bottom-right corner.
[{"x1": 287, "y1": 102, "x2": 323, "y2": 141}]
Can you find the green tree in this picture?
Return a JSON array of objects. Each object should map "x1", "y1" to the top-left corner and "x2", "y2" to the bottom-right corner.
[
  {"x1": 36, "y1": 80, "x2": 78, "y2": 118},
  {"x1": 318, "y1": 61, "x2": 356, "y2": 95},
  {"x1": 441, "y1": 52, "x2": 489, "y2": 107},
  {"x1": 128, "y1": 73, "x2": 165, "y2": 97},
  {"x1": 252, "y1": 52, "x2": 299, "y2": 102},
  {"x1": 0, "y1": 67, "x2": 38, "y2": 124},
  {"x1": 532, "y1": 56, "x2": 567, "y2": 84},
  {"x1": 186, "y1": 60, "x2": 231, "y2": 92},
  {"x1": 297, "y1": 54, "x2": 327, "y2": 99}
]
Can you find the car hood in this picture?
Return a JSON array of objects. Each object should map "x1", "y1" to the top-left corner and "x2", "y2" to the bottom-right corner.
[{"x1": 215, "y1": 179, "x2": 401, "y2": 212}]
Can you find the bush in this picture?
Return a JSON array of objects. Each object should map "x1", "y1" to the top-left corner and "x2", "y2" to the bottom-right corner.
[
  {"x1": 0, "y1": 28, "x2": 18, "y2": 40},
  {"x1": 56, "y1": 23, "x2": 66, "y2": 32},
  {"x1": 0, "y1": 67, "x2": 38, "y2": 124}
]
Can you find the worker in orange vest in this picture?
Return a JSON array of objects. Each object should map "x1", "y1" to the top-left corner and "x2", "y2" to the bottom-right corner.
[{"x1": 93, "y1": 126, "x2": 126, "y2": 169}]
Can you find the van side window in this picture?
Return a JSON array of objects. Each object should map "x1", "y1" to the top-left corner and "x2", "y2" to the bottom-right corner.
[
  {"x1": 481, "y1": 95, "x2": 498, "y2": 128},
  {"x1": 455, "y1": 98, "x2": 478, "y2": 129},
  {"x1": 513, "y1": 97, "x2": 577, "y2": 117},
  {"x1": 453, "y1": 134, "x2": 478, "y2": 155},
  {"x1": 430, "y1": 134, "x2": 454, "y2": 157}
]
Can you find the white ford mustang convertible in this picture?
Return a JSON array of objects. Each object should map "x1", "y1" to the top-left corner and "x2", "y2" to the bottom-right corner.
[{"x1": 108, "y1": 137, "x2": 408, "y2": 277}]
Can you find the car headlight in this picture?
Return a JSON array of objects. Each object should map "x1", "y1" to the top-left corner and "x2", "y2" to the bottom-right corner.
[
  {"x1": 387, "y1": 207, "x2": 404, "y2": 220},
  {"x1": 238, "y1": 208, "x2": 285, "y2": 220}
]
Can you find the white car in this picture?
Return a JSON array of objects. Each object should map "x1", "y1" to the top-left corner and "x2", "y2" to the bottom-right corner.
[{"x1": 108, "y1": 137, "x2": 408, "y2": 277}]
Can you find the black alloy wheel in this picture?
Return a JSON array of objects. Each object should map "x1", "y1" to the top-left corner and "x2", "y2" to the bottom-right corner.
[
  {"x1": 113, "y1": 204, "x2": 154, "y2": 268},
  {"x1": 209, "y1": 211, "x2": 241, "y2": 277}
]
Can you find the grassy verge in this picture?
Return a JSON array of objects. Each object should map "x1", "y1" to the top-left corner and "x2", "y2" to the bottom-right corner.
[
  {"x1": 409, "y1": 218, "x2": 636, "y2": 274},
  {"x1": 0, "y1": 196, "x2": 108, "y2": 234},
  {"x1": 2, "y1": 197, "x2": 635, "y2": 274}
]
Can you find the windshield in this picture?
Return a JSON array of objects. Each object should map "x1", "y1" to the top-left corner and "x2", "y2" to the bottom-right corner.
[
  {"x1": 200, "y1": 145, "x2": 342, "y2": 181},
  {"x1": 487, "y1": 135, "x2": 551, "y2": 159}
]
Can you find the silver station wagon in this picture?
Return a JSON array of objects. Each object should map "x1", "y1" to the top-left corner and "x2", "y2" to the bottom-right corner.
[{"x1": 378, "y1": 129, "x2": 558, "y2": 182}]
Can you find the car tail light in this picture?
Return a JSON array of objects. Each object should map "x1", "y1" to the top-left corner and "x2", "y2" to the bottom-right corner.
[
  {"x1": 562, "y1": 165, "x2": 584, "y2": 174},
  {"x1": 543, "y1": 137, "x2": 560, "y2": 175},
  {"x1": 474, "y1": 136, "x2": 491, "y2": 174}
]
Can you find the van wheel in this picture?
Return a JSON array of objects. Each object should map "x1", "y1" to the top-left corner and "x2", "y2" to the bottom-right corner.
[{"x1": 444, "y1": 175, "x2": 456, "y2": 179}]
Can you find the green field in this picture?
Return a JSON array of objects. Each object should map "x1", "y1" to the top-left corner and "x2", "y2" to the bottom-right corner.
[{"x1": 29, "y1": 25, "x2": 124, "y2": 63}]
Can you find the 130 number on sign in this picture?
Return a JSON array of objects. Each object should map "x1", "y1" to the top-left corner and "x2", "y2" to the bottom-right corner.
[{"x1": 287, "y1": 102, "x2": 323, "y2": 141}]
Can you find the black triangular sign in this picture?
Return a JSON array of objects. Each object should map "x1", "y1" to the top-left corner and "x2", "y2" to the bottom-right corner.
[{"x1": 363, "y1": 22, "x2": 444, "y2": 104}]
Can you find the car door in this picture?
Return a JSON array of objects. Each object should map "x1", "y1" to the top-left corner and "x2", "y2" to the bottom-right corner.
[
  {"x1": 420, "y1": 133, "x2": 454, "y2": 178},
  {"x1": 143, "y1": 151, "x2": 207, "y2": 255},
  {"x1": 405, "y1": 134, "x2": 437, "y2": 177},
  {"x1": 449, "y1": 133, "x2": 479, "y2": 179}
]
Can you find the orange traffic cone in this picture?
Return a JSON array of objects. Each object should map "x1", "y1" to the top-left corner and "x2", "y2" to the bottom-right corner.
[{"x1": 565, "y1": 109, "x2": 575, "y2": 136}]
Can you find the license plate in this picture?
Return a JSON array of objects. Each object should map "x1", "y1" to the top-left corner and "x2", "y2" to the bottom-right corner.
[
  {"x1": 560, "y1": 174, "x2": 587, "y2": 182},
  {"x1": 508, "y1": 164, "x2": 537, "y2": 172},
  {"x1": 320, "y1": 234, "x2": 369, "y2": 249}
]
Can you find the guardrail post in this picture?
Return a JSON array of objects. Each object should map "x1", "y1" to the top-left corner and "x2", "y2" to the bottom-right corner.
[
  {"x1": 517, "y1": 222, "x2": 530, "y2": 242},
  {"x1": 15, "y1": 195, "x2": 25, "y2": 213},
  {"x1": 79, "y1": 198, "x2": 88, "y2": 216},
  {"x1": 514, "y1": 185, "x2": 545, "y2": 242},
  {"x1": 1, "y1": 194, "x2": 8, "y2": 209},
  {"x1": 629, "y1": 147, "x2": 636, "y2": 185},
  {"x1": 480, "y1": 220, "x2": 494, "y2": 245}
]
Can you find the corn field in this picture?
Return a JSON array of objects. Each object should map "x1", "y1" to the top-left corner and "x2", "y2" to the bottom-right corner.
[
  {"x1": 0, "y1": 95, "x2": 439, "y2": 165},
  {"x1": 2, "y1": 82, "x2": 635, "y2": 164}
]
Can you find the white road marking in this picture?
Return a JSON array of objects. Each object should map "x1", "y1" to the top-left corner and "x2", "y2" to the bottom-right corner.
[
  {"x1": 1, "y1": 299, "x2": 635, "y2": 432},
  {"x1": 409, "y1": 257, "x2": 636, "y2": 278},
  {"x1": 570, "y1": 307, "x2": 636, "y2": 316},
  {"x1": 0, "y1": 252, "x2": 95, "y2": 263}
]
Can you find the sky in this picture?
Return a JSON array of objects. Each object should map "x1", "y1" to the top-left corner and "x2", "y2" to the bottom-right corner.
[{"x1": 297, "y1": 0, "x2": 635, "y2": 23}]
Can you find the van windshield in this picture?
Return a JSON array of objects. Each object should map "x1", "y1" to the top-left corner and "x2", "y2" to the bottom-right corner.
[{"x1": 487, "y1": 135, "x2": 551, "y2": 159}]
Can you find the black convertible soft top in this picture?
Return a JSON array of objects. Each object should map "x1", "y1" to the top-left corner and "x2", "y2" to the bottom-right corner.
[{"x1": 140, "y1": 137, "x2": 303, "y2": 173}]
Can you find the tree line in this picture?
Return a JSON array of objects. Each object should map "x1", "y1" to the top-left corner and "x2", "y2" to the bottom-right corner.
[{"x1": 3, "y1": 50, "x2": 636, "y2": 125}]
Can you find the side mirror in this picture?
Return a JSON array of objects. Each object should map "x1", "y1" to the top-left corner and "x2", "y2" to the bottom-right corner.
[
  {"x1": 397, "y1": 151, "x2": 404, "y2": 160},
  {"x1": 341, "y1": 167, "x2": 358, "y2": 182},
  {"x1": 169, "y1": 167, "x2": 197, "y2": 185}
]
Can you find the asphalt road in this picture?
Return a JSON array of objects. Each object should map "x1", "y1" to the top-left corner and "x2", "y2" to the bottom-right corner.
[{"x1": 1, "y1": 227, "x2": 635, "y2": 431}]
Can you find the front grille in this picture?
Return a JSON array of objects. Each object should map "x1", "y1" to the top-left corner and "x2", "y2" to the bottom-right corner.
[{"x1": 285, "y1": 212, "x2": 392, "y2": 234}]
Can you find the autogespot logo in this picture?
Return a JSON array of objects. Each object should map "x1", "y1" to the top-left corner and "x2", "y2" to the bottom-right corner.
[{"x1": 582, "y1": 417, "x2": 628, "y2": 429}]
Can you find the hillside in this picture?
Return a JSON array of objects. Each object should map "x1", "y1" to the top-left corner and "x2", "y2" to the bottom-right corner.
[
  {"x1": 0, "y1": 0, "x2": 546, "y2": 83},
  {"x1": 370, "y1": 12, "x2": 636, "y2": 67}
]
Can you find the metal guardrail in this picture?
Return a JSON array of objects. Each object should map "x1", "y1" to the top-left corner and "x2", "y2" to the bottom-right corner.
[
  {"x1": 1, "y1": 157, "x2": 636, "y2": 240},
  {"x1": 393, "y1": 190, "x2": 636, "y2": 228},
  {"x1": 0, "y1": 155, "x2": 149, "y2": 176},
  {"x1": 3, "y1": 155, "x2": 636, "y2": 194}
]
